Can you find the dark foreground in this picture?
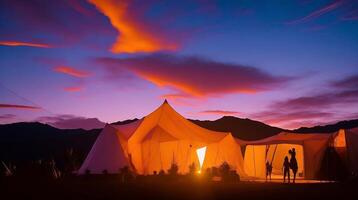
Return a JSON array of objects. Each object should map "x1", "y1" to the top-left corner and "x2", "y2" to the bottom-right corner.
[{"x1": 1, "y1": 176, "x2": 358, "y2": 200}]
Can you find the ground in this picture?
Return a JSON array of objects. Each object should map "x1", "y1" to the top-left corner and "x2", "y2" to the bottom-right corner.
[{"x1": 1, "y1": 176, "x2": 358, "y2": 200}]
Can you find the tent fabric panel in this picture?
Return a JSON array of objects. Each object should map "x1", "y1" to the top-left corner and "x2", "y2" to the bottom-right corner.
[
  {"x1": 214, "y1": 134, "x2": 246, "y2": 176},
  {"x1": 244, "y1": 145, "x2": 266, "y2": 178},
  {"x1": 346, "y1": 128, "x2": 358, "y2": 173},
  {"x1": 243, "y1": 132, "x2": 331, "y2": 146},
  {"x1": 78, "y1": 124, "x2": 128, "y2": 174},
  {"x1": 112, "y1": 119, "x2": 143, "y2": 139},
  {"x1": 141, "y1": 139, "x2": 162, "y2": 175},
  {"x1": 303, "y1": 139, "x2": 330, "y2": 179}
]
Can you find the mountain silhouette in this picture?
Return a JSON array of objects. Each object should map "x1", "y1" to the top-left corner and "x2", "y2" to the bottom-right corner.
[
  {"x1": 111, "y1": 118, "x2": 140, "y2": 125},
  {"x1": 0, "y1": 122, "x2": 99, "y2": 166},
  {"x1": 292, "y1": 119, "x2": 358, "y2": 133},
  {"x1": 191, "y1": 116, "x2": 283, "y2": 140}
]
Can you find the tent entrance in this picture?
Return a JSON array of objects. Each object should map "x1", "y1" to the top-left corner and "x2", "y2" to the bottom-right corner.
[{"x1": 244, "y1": 144, "x2": 304, "y2": 179}]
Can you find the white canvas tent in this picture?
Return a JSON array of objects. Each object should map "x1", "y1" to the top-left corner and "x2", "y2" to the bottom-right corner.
[
  {"x1": 79, "y1": 100, "x2": 246, "y2": 176},
  {"x1": 78, "y1": 124, "x2": 130, "y2": 174},
  {"x1": 240, "y1": 132, "x2": 331, "y2": 179},
  {"x1": 126, "y1": 100, "x2": 246, "y2": 176}
]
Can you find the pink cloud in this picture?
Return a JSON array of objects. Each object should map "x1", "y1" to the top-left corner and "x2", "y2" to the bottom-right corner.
[
  {"x1": 250, "y1": 110, "x2": 334, "y2": 129},
  {"x1": 0, "y1": 114, "x2": 16, "y2": 120},
  {"x1": 199, "y1": 110, "x2": 240, "y2": 116},
  {"x1": 0, "y1": 41, "x2": 51, "y2": 48},
  {"x1": 0, "y1": 104, "x2": 41, "y2": 110},
  {"x1": 64, "y1": 86, "x2": 83, "y2": 92},
  {"x1": 276, "y1": 89, "x2": 358, "y2": 110},
  {"x1": 54, "y1": 66, "x2": 90, "y2": 78},
  {"x1": 95, "y1": 54, "x2": 292, "y2": 98}
]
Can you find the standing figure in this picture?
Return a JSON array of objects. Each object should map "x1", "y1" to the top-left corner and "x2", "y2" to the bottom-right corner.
[
  {"x1": 266, "y1": 161, "x2": 272, "y2": 181},
  {"x1": 283, "y1": 156, "x2": 290, "y2": 183},
  {"x1": 289, "y1": 148, "x2": 298, "y2": 183}
]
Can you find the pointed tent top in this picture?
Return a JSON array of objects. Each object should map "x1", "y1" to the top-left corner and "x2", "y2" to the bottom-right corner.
[{"x1": 163, "y1": 99, "x2": 168, "y2": 104}]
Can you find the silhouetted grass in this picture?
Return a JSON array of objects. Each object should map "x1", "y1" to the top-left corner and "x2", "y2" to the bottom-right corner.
[{"x1": 1, "y1": 175, "x2": 358, "y2": 200}]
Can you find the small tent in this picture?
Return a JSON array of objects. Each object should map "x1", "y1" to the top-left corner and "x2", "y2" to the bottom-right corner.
[
  {"x1": 78, "y1": 124, "x2": 129, "y2": 174},
  {"x1": 239, "y1": 132, "x2": 331, "y2": 179}
]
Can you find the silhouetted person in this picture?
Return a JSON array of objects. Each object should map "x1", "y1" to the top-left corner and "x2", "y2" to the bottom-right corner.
[
  {"x1": 289, "y1": 148, "x2": 298, "y2": 183},
  {"x1": 283, "y1": 156, "x2": 290, "y2": 183},
  {"x1": 266, "y1": 161, "x2": 272, "y2": 181}
]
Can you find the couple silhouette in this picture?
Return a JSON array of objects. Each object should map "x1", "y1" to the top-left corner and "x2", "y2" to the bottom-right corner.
[{"x1": 283, "y1": 148, "x2": 298, "y2": 183}]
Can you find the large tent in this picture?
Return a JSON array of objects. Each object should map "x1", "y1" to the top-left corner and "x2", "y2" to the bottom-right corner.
[
  {"x1": 239, "y1": 132, "x2": 331, "y2": 179},
  {"x1": 79, "y1": 100, "x2": 246, "y2": 176}
]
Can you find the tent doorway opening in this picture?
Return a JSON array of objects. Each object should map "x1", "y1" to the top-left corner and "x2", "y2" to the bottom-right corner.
[
  {"x1": 196, "y1": 146, "x2": 207, "y2": 174},
  {"x1": 244, "y1": 144, "x2": 304, "y2": 179}
]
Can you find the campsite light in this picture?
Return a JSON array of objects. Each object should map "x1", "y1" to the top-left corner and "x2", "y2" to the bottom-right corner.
[{"x1": 196, "y1": 146, "x2": 207, "y2": 174}]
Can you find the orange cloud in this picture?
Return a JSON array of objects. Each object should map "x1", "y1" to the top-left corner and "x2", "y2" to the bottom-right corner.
[
  {"x1": 199, "y1": 110, "x2": 240, "y2": 116},
  {"x1": 96, "y1": 54, "x2": 291, "y2": 98},
  {"x1": 161, "y1": 93, "x2": 189, "y2": 100},
  {"x1": 87, "y1": 0, "x2": 177, "y2": 53},
  {"x1": 0, "y1": 41, "x2": 51, "y2": 48},
  {"x1": 0, "y1": 104, "x2": 41, "y2": 110},
  {"x1": 54, "y1": 66, "x2": 90, "y2": 78},
  {"x1": 64, "y1": 86, "x2": 83, "y2": 92}
]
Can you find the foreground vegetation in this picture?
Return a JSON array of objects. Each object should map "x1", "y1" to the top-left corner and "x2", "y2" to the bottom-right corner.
[{"x1": 2, "y1": 174, "x2": 358, "y2": 200}]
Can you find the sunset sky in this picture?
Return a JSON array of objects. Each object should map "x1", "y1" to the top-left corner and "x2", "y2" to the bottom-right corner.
[{"x1": 0, "y1": 0, "x2": 358, "y2": 129}]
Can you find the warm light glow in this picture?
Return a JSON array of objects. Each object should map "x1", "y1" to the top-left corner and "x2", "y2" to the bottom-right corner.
[
  {"x1": 196, "y1": 146, "x2": 207, "y2": 172},
  {"x1": 334, "y1": 129, "x2": 346, "y2": 148}
]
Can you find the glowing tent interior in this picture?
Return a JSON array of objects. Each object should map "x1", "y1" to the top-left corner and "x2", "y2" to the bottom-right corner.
[
  {"x1": 78, "y1": 100, "x2": 246, "y2": 176},
  {"x1": 240, "y1": 132, "x2": 331, "y2": 179}
]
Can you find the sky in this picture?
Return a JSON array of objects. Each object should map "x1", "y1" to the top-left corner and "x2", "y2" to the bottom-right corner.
[{"x1": 0, "y1": 0, "x2": 358, "y2": 130}]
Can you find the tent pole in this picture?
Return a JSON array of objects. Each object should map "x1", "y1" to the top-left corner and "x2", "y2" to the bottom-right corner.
[
  {"x1": 253, "y1": 146, "x2": 256, "y2": 177},
  {"x1": 271, "y1": 144, "x2": 278, "y2": 164}
]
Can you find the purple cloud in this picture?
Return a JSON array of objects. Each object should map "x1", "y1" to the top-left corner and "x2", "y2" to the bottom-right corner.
[
  {"x1": 37, "y1": 114, "x2": 105, "y2": 130},
  {"x1": 250, "y1": 74, "x2": 358, "y2": 129},
  {"x1": 0, "y1": 114, "x2": 16, "y2": 120},
  {"x1": 331, "y1": 74, "x2": 358, "y2": 89},
  {"x1": 0, "y1": 0, "x2": 115, "y2": 47}
]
